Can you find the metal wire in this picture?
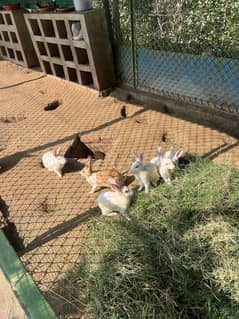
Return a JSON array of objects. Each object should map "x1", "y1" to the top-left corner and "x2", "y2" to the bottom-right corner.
[
  {"x1": 103, "y1": 0, "x2": 239, "y2": 112},
  {"x1": 0, "y1": 60, "x2": 239, "y2": 318}
]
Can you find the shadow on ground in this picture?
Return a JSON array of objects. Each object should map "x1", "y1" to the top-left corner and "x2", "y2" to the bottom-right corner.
[
  {"x1": 0, "y1": 108, "x2": 147, "y2": 173},
  {"x1": 18, "y1": 208, "x2": 100, "y2": 257},
  {"x1": 0, "y1": 197, "x2": 25, "y2": 251}
]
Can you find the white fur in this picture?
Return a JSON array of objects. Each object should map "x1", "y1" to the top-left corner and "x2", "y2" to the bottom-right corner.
[
  {"x1": 97, "y1": 186, "x2": 133, "y2": 220},
  {"x1": 71, "y1": 22, "x2": 83, "y2": 40},
  {"x1": 158, "y1": 158, "x2": 175, "y2": 184},
  {"x1": 150, "y1": 156, "x2": 160, "y2": 166},
  {"x1": 84, "y1": 173, "x2": 97, "y2": 193},
  {"x1": 150, "y1": 147, "x2": 183, "y2": 184},
  {"x1": 130, "y1": 151, "x2": 159, "y2": 193},
  {"x1": 42, "y1": 148, "x2": 66, "y2": 177}
]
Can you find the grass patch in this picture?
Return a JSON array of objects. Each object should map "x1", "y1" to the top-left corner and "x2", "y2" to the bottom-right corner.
[{"x1": 63, "y1": 158, "x2": 239, "y2": 318}]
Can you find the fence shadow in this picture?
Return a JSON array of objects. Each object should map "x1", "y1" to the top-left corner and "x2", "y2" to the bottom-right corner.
[
  {"x1": 18, "y1": 207, "x2": 100, "y2": 257},
  {"x1": 0, "y1": 108, "x2": 147, "y2": 174},
  {"x1": 0, "y1": 74, "x2": 46, "y2": 90}
]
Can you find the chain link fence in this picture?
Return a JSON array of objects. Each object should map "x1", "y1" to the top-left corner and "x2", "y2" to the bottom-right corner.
[
  {"x1": 97, "y1": 0, "x2": 239, "y2": 113},
  {"x1": 1, "y1": 1, "x2": 239, "y2": 318}
]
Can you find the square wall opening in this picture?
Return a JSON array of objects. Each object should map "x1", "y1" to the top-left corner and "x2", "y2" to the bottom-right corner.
[
  {"x1": 7, "y1": 48, "x2": 14, "y2": 59},
  {"x1": 56, "y1": 20, "x2": 67, "y2": 39},
  {"x1": 0, "y1": 46, "x2": 7, "y2": 56},
  {"x1": 75, "y1": 48, "x2": 89, "y2": 65},
  {"x1": 48, "y1": 43, "x2": 60, "y2": 58},
  {"x1": 41, "y1": 20, "x2": 55, "y2": 37},
  {"x1": 61, "y1": 45, "x2": 73, "y2": 61},
  {"x1": 0, "y1": 14, "x2": 4, "y2": 24},
  {"x1": 10, "y1": 32, "x2": 18, "y2": 43},
  {"x1": 29, "y1": 19, "x2": 41, "y2": 36},
  {"x1": 5, "y1": 14, "x2": 12, "y2": 25},
  {"x1": 69, "y1": 21, "x2": 82, "y2": 40},
  {"x1": 80, "y1": 71, "x2": 93, "y2": 86},
  {"x1": 16, "y1": 50, "x2": 23, "y2": 61},
  {"x1": 54, "y1": 64, "x2": 65, "y2": 78},
  {"x1": 2, "y1": 31, "x2": 10, "y2": 42},
  {"x1": 37, "y1": 41, "x2": 47, "y2": 56},
  {"x1": 43, "y1": 61, "x2": 52, "y2": 74},
  {"x1": 68, "y1": 67, "x2": 78, "y2": 82}
]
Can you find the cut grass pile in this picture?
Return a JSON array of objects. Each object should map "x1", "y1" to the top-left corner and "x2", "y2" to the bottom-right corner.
[{"x1": 64, "y1": 157, "x2": 239, "y2": 319}]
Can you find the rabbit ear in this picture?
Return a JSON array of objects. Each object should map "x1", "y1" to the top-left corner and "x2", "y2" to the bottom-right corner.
[
  {"x1": 108, "y1": 178, "x2": 121, "y2": 192},
  {"x1": 56, "y1": 147, "x2": 62, "y2": 156},
  {"x1": 52, "y1": 149, "x2": 57, "y2": 156},
  {"x1": 108, "y1": 177, "x2": 119, "y2": 186},
  {"x1": 132, "y1": 150, "x2": 144, "y2": 162},
  {"x1": 164, "y1": 149, "x2": 174, "y2": 159},
  {"x1": 132, "y1": 150, "x2": 139, "y2": 160},
  {"x1": 157, "y1": 146, "x2": 164, "y2": 158},
  {"x1": 86, "y1": 156, "x2": 92, "y2": 171},
  {"x1": 173, "y1": 150, "x2": 183, "y2": 161},
  {"x1": 139, "y1": 152, "x2": 144, "y2": 162}
]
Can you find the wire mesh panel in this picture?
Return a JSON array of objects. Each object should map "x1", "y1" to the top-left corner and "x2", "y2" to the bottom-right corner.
[
  {"x1": 105, "y1": 0, "x2": 239, "y2": 112},
  {"x1": 133, "y1": 0, "x2": 239, "y2": 112},
  {"x1": 93, "y1": 0, "x2": 135, "y2": 86},
  {"x1": 134, "y1": 0, "x2": 239, "y2": 58},
  {"x1": 1, "y1": 57, "x2": 239, "y2": 318},
  {"x1": 112, "y1": 0, "x2": 135, "y2": 86},
  {"x1": 136, "y1": 49, "x2": 239, "y2": 113}
]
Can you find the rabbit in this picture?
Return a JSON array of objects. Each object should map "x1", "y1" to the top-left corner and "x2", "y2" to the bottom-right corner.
[
  {"x1": 130, "y1": 151, "x2": 159, "y2": 194},
  {"x1": 150, "y1": 147, "x2": 183, "y2": 184},
  {"x1": 151, "y1": 147, "x2": 183, "y2": 166},
  {"x1": 97, "y1": 178, "x2": 133, "y2": 220},
  {"x1": 71, "y1": 22, "x2": 83, "y2": 41},
  {"x1": 80, "y1": 156, "x2": 125, "y2": 194},
  {"x1": 42, "y1": 147, "x2": 66, "y2": 177}
]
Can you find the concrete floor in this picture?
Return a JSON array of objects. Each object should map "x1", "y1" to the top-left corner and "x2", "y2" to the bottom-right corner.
[
  {"x1": 0, "y1": 60, "x2": 238, "y2": 318},
  {"x1": 0, "y1": 269, "x2": 28, "y2": 319}
]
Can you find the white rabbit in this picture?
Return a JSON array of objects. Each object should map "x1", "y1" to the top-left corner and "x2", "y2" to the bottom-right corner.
[
  {"x1": 151, "y1": 147, "x2": 183, "y2": 184},
  {"x1": 42, "y1": 148, "x2": 67, "y2": 177},
  {"x1": 97, "y1": 179, "x2": 133, "y2": 220},
  {"x1": 71, "y1": 22, "x2": 83, "y2": 41},
  {"x1": 130, "y1": 151, "x2": 159, "y2": 194}
]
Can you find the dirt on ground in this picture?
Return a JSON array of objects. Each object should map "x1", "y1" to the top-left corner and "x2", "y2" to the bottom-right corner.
[{"x1": 0, "y1": 60, "x2": 238, "y2": 318}]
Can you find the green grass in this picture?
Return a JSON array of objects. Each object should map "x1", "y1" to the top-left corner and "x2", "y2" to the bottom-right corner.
[{"x1": 64, "y1": 157, "x2": 239, "y2": 319}]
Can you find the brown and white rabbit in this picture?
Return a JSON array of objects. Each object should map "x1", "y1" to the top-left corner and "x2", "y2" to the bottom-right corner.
[
  {"x1": 130, "y1": 151, "x2": 159, "y2": 193},
  {"x1": 80, "y1": 156, "x2": 125, "y2": 193},
  {"x1": 42, "y1": 147, "x2": 66, "y2": 177},
  {"x1": 97, "y1": 178, "x2": 133, "y2": 220},
  {"x1": 150, "y1": 147, "x2": 183, "y2": 184}
]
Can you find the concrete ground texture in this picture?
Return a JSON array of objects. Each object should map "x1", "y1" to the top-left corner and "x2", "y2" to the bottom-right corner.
[
  {"x1": 0, "y1": 60, "x2": 239, "y2": 318},
  {"x1": 0, "y1": 269, "x2": 28, "y2": 319}
]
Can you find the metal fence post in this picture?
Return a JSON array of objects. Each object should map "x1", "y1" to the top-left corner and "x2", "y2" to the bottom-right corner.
[{"x1": 129, "y1": 0, "x2": 137, "y2": 88}]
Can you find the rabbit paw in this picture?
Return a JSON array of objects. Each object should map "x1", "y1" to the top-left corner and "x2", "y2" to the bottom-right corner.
[
  {"x1": 55, "y1": 171, "x2": 62, "y2": 177},
  {"x1": 89, "y1": 186, "x2": 97, "y2": 194}
]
